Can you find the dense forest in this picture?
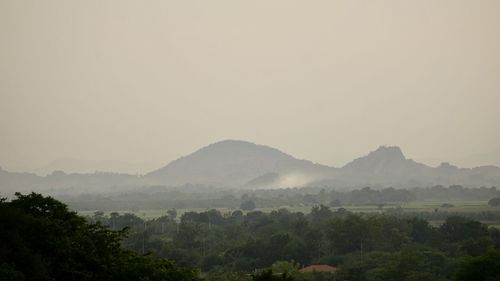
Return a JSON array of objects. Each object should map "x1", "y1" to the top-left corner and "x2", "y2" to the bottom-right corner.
[
  {"x1": 90, "y1": 204, "x2": 500, "y2": 281},
  {"x1": 2, "y1": 193, "x2": 500, "y2": 281}
]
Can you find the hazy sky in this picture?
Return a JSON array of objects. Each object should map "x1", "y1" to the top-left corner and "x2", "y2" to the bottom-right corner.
[{"x1": 1, "y1": 0, "x2": 499, "y2": 174}]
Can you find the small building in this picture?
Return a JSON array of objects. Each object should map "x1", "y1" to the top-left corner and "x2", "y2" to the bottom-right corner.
[{"x1": 299, "y1": 264, "x2": 337, "y2": 274}]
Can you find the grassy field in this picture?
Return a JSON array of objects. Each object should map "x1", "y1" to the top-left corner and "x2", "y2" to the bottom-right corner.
[
  {"x1": 78, "y1": 199, "x2": 500, "y2": 222},
  {"x1": 403, "y1": 200, "x2": 496, "y2": 212}
]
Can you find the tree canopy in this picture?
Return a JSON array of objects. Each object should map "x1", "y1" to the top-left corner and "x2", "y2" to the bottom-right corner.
[{"x1": 0, "y1": 193, "x2": 200, "y2": 281}]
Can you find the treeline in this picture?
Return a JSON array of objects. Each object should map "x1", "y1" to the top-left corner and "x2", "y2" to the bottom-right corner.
[
  {"x1": 390, "y1": 210, "x2": 500, "y2": 222},
  {"x1": 89, "y1": 204, "x2": 500, "y2": 281},
  {"x1": 0, "y1": 193, "x2": 201, "y2": 281},
  {"x1": 2, "y1": 193, "x2": 500, "y2": 281},
  {"x1": 62, "y1": 185, "x2": 499, "y2": 211}
]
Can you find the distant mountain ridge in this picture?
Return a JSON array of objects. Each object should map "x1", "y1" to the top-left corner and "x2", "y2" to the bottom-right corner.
[
  {"x1": 1, "y1": 140, "x2": 500, "y2": 194},
  {"x1": 317, "y1": 146, "x2": 500, "y2": 188},
  {"x1": 145, "y1": 140, "x2": 335, "y2": 187}
]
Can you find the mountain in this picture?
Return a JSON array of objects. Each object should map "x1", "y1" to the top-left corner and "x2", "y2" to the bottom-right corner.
[
  {"x1": 2, "y1": 141, "x2": 500, "y2": 193},
  {"x1": 145, "y1": 140, "x2": 335, "y2": 187},
  {"x1": 334, "y1": 146, "x2": 432, "y2": 187},
  {"x1": 314, "y1": 146, "x2": 500, "y2": 188},
  {"x1": 32, "y1": 158, "x2": 157, "y2": 175},
  {"x1": 0, "y1": 166, "x2": 139, "y2": 195},
  {"x1": 343, "y1": 146, "x2": 407, "y2": 172}
]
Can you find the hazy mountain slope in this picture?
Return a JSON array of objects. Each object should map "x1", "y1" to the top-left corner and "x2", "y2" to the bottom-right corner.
[
  {"x1": 0, "y1": 167, "x2": 139, "y2": 196},
  {"x1": 433, "y1": 162, "x2": 500, "y2": 187},
  {"x1": 32, "y1": 158, "x2": 156, "y2": 175},
  {"x1": 336, "y1": 146, "x2": 433, "y2": 187},
  {"x1": 2, "y1": 142, "x2": 500, "y2": 192},
  {"x1": 145, "y1": 140, "x2": 335, "y2": 187},
  {"x1": 0, "y1": 167, "x2": 43, "y2": 195},
  {"x1": 314, "y1": 146, "x2": 500, "y2": 188}
]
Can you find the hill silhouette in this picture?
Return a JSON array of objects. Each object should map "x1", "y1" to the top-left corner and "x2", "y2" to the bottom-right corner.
[
  {"x1": 1, "y1": 141, "x2": 500, "y2": 193},
  {"x1": 145, "y1": 140, "x2": 334, "y2": 187}
]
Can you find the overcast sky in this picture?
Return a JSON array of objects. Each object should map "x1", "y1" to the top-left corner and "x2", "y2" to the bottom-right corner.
[{"x1": 1, "y1": 0, "x2": 499, "y2": 174}]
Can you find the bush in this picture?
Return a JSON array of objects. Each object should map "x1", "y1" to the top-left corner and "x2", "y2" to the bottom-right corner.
[
  {"x1": 488, "y1": 198, "x2": 500, "y2": 207},
  {"x1": 240, "y1": 200, "x2": 256, "y2": 211}
]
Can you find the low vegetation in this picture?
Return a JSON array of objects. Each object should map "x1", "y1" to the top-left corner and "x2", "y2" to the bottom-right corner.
[
  {"x1": 2, "y1": 193, "x2": 500, "y2": 281},
  {"x1": 89, "y1": 199, "x2": 500, "y2": 280}
]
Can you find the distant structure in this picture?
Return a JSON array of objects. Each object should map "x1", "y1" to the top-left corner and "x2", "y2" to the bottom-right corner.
[{"x1": 299, "y1": 264, "x2": 337, "y2": 273}]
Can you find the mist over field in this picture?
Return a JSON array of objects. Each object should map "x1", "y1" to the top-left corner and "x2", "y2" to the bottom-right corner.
[{"x1": 1, "y1": 1, "x2": 500, "y2": 281}]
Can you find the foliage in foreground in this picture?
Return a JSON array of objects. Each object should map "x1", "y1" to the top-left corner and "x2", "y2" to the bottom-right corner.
[
  {"x1": 0, "y1": 193, "x2": 200, "y2": 281},
  {"x1": 1, "y1": 193, "x2": 500, "y2": 281},
  {"x1": 454, "y1": 250, "x2": 500, "y2": 281}
]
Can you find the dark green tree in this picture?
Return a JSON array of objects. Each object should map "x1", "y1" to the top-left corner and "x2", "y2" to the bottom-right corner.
[
  {"x1": 0, "y1": 193, "x2": 201, "y2": 281},
  {"x1": 487, "y1": 198, "x2": 500, "y2": 207},
  {"x1": 454, "y1": 250, "x2": 500, "y2": 281},
  {"x1": 252, "y1": 269, "x2": 294, "y2": 281},
  {"x1": 241, "y1": 200, "x2": 256, "y2": 211}
]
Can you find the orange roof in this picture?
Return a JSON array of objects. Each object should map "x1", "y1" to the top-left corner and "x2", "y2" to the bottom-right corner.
[{"x1": 299, "y1": 265, "x2": 337, "y2": 273}]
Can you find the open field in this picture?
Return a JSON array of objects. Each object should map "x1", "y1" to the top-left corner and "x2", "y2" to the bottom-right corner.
[
  {"x1": 77, "y1": 200, "x2": 500, "y2": 227},
  {"x1": 403, "y1": 200, "x2": 496, "y2": 212}
]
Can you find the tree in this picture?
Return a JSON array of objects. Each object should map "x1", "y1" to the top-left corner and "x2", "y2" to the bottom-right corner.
[
  {"x1": 310, "y1": 204, "x2": 333, "y2": 221},
  {"x1": 167, "y1": 208, "x2": 178, "y2": 221},
  {"x1": 404, "y1": 271, "x2": 441, "y2": 281},
  {"x1": 240, "y1": 200, "x2": 256, "y2": 211},
  {"x1": 0, "y1": 193, "x2": 201, "y2": 281},
  {"x1": 329, "y1": 199, "x2": 342, "y2": 207},
  {"x1": 439, "y1": 216, "x2": 489, "y2": 242},
  {"x1": 488, "y1": 198, "x2": 500, "y2": 207},
  {"x1": 454, "y1": 250, "x2": 500, "y2": 281},
  {"x1": 252, "y1": 269, "x2": 294, "y2": 281},
  {"x1": 271, "y1": 261, "x2": 299, "y2": 276}
]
